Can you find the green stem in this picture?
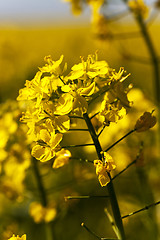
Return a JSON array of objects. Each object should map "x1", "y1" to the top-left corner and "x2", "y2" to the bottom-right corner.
[
  {"x1": 32, "y1": 157, "x2": 54, "y2": 240},
  {"x1": 105, "y1": 129, "x2": 136, "y2": 152},
  {"x1": 136, "y1": 15, "x2": 160, "y2": 106},
  {"x1": 81, "y1": 222, "x2": 101, "y2": 240},
  {"x1": 69, "y1": 128, "x2": 89, "y2": 131},
  {"x1": 83, "y1": 113, "x2": 126, "y2": 240},
  {"x1": 65, "y1": 195, "x2": 109, "y2": 200},
  {"x1": 112, "y1": 159, "x2": 136, "y2": 181},
  {"x1": 62, "y1": 143, "x2": 94, "y2": 148},
  {"x1": 122, "y1": 200, "x2": 160, "y2": 219},
  {"x1": 32, "y1": 156, "x2": 47, "y2": 206}
]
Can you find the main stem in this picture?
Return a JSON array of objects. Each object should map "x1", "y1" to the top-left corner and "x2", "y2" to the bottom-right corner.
[
  {"x1": 32, "y1": 157, "x2": 54, "y2": 240},
  {"x1": 83, "y1": 113, "x2": 126, "y2": 240},
  {"x1": 32, "y1": 156, "x2": 48, "y2": 206},
  {"x1": 136, "y1": 15, "x2": 160, "y2": 107}
]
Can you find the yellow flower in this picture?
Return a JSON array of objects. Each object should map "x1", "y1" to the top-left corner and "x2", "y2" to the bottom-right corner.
[
  {"x1": 29, "y1": 202, "x2": 57, "y2": 223},
  {"x1": 103, "y1": 152, "x2": 116, "y2": 171},
  {"x1": 100, "y1": 101, "x2": 126, "y2": 123},
  {"x1": 67, "y1": 53, "x2": 109, "y2": 81},
  {"x1": 39, "y1": 55, "x2": 66, "y2": 76},
  {"x1": 99, "y1": 74, "x2": 131, "y2": 124},
  {"x1": 94, "y1": 160, "x2": 110, "y2": 187},
  {"x1": 94, "y1": 152, "x2": 116, "y2": 187},
  {"x1": 109, "y1": 82, "x2": 131, "y2": 108},
  {"x1": 129, "y1": 0, "x2": 149, "y2": 19},
  {"x1": 135, "y1": 111, "x2": 156, "y2": 132},
  {"x1": 54, "y1": 93, "x2": 73, "y2": 115},
  {"x1": 77, "y1": 82, "x2": 96, "y2": 96},
  {"x1": 72, "y1": 94, "x2": 88, "y2": 116},
  {"x1": 17, "y1": 71, "x2": 51, "y2": 107},
  {"x1": 8, "y1": 234, "x2": 26, "y2": 240},
  {"x1": 53, "y1": 149, "x2": 71, "y2": 168},
  {"x1": 42, "y1": 102, "x2": 71, "y2": 133},
  {"x1": 31, "y1": 129, "x2": 63, "y2": 162}
]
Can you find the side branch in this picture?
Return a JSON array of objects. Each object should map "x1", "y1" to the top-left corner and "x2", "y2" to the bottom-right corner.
[
  {"x1": 122, "y1": 201, "x2": 160, "y2": 219},
  {"x1": 105, "y1": 129, "x2": 135, "y2": 152}
]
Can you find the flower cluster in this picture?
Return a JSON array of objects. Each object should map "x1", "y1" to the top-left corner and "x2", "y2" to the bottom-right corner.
[
  {"x1": 0, "y1": 101, "x2": 31, "y2": 200},
  {"x1": 94, "y1": 152, "x2": 116, "y2": 186},
  {"x1": 29, "y1": 201, "x2": 57, "y2": 223},
  {"x1": 17, "y1": 53, "x2": 131, "y2": 170}
]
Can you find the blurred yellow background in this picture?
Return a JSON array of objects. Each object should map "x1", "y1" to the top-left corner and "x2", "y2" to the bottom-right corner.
[{"x1": 0, "y1": 1, "x2": 160, "y2": 240}]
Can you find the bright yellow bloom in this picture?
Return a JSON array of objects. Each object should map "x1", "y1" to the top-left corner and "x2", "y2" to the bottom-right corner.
[
  {"x1": 100, "y1": 79, "x2": 131, "y2": 124},
  {"x1": 31, "y1": 129, "x2": 63, "y2": 162},
  {"x1": 94, "y1": 152, "x2": 116, "y2": 187},
  {"x1": 129, "y1": 0, "x2": 149, "y2": 19},
  {"x1": 16, "y1": 53, "x2": 132, "y2": 167},
  {"x1": 135, "y1": 111, "x2": 156, "y2": 132},
  {"x1": 72, "y1": 94, "x2": 88, "y2": 115},
  {"x1": 100, "y1": 101, "x2": 126, "y2": 124},
  {"x1": 77, "y1": 82, "x2": 96, "y2": 96},
  {"x1": 17, "y1": 71, "x2": 53, "y2": 107},
  {"x1": 53, "y1": 149, "x2": 71, "y2": 168},
  {"x1": 67, "y1": 53, "x2": 109, "y2": 81},
  {"x1": 39, "y1": 55, "x2": 66, "y2": 76},
  {"x1": 29, "y1": 202, "x2": 56, "y2": 223},
  {"x1": 8, "y1": 234, "x2": 26, "y2": 240},
  {"x1": 54, "y1": 93, "x2": 73, "y2": 115}
]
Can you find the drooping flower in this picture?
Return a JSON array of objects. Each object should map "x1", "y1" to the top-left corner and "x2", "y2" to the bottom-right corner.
[
  {"x1": 135, "y1": 111, "x2": 156, "y2": 132},
  {"x1": 94, "y1": 152, "x2": 116, "y2": 187}
]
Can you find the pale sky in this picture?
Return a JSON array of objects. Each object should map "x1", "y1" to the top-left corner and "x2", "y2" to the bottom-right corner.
[
  {"x1": 0, "y1": 0, "x2": 90, "y2": 26},
  {"x1": 0, "y1": 0, "x2": 156, "y2": 26}
]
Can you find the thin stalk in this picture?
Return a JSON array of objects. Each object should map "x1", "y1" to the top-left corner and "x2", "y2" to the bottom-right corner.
[
  {"x1": 122, "y1": 201, "x2": 160, "y2": 219},
  {"x1": 81, "y1": 223, "x2": 101, "y2": 240},
  {"x1": 88, "y1": 85, "x2": 109, "y2": 105},
  {"x1": 68, "y1": 128, "x2": 89, "y2": 131},
  {"x1": 68, "y1": 115, "x2": 84, "y2": 120},
  {"x1": 70, "y1": 157, "x2": 94, "y2": 163},
  {"x1": 98, "y1": 125, "x2": 106, "y2": 137},
  {"x1": 62, "y1": 143, "x2": 94, "y2": 148},
  {"x1": 65, "y1": 195, "x2": 109, "y2": 200},
  {"x1": 104, "y1": 208, "x2": 121, "y2": 239},
  {"x1": 105, "y1": 129, "x2": 136, "y2": 152},
  {"x1": 112, "y1": 159, "x2": 136, "y2": 181},
  {"x1": 83, "y1": 113, "x2": 126, "y2": 240},
  {"x1": 82, "y1": 222, "x2": 120, "y2": 240},
  {"x1": 90, "y1": 111, "x2": 100, "y2": 119}
]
